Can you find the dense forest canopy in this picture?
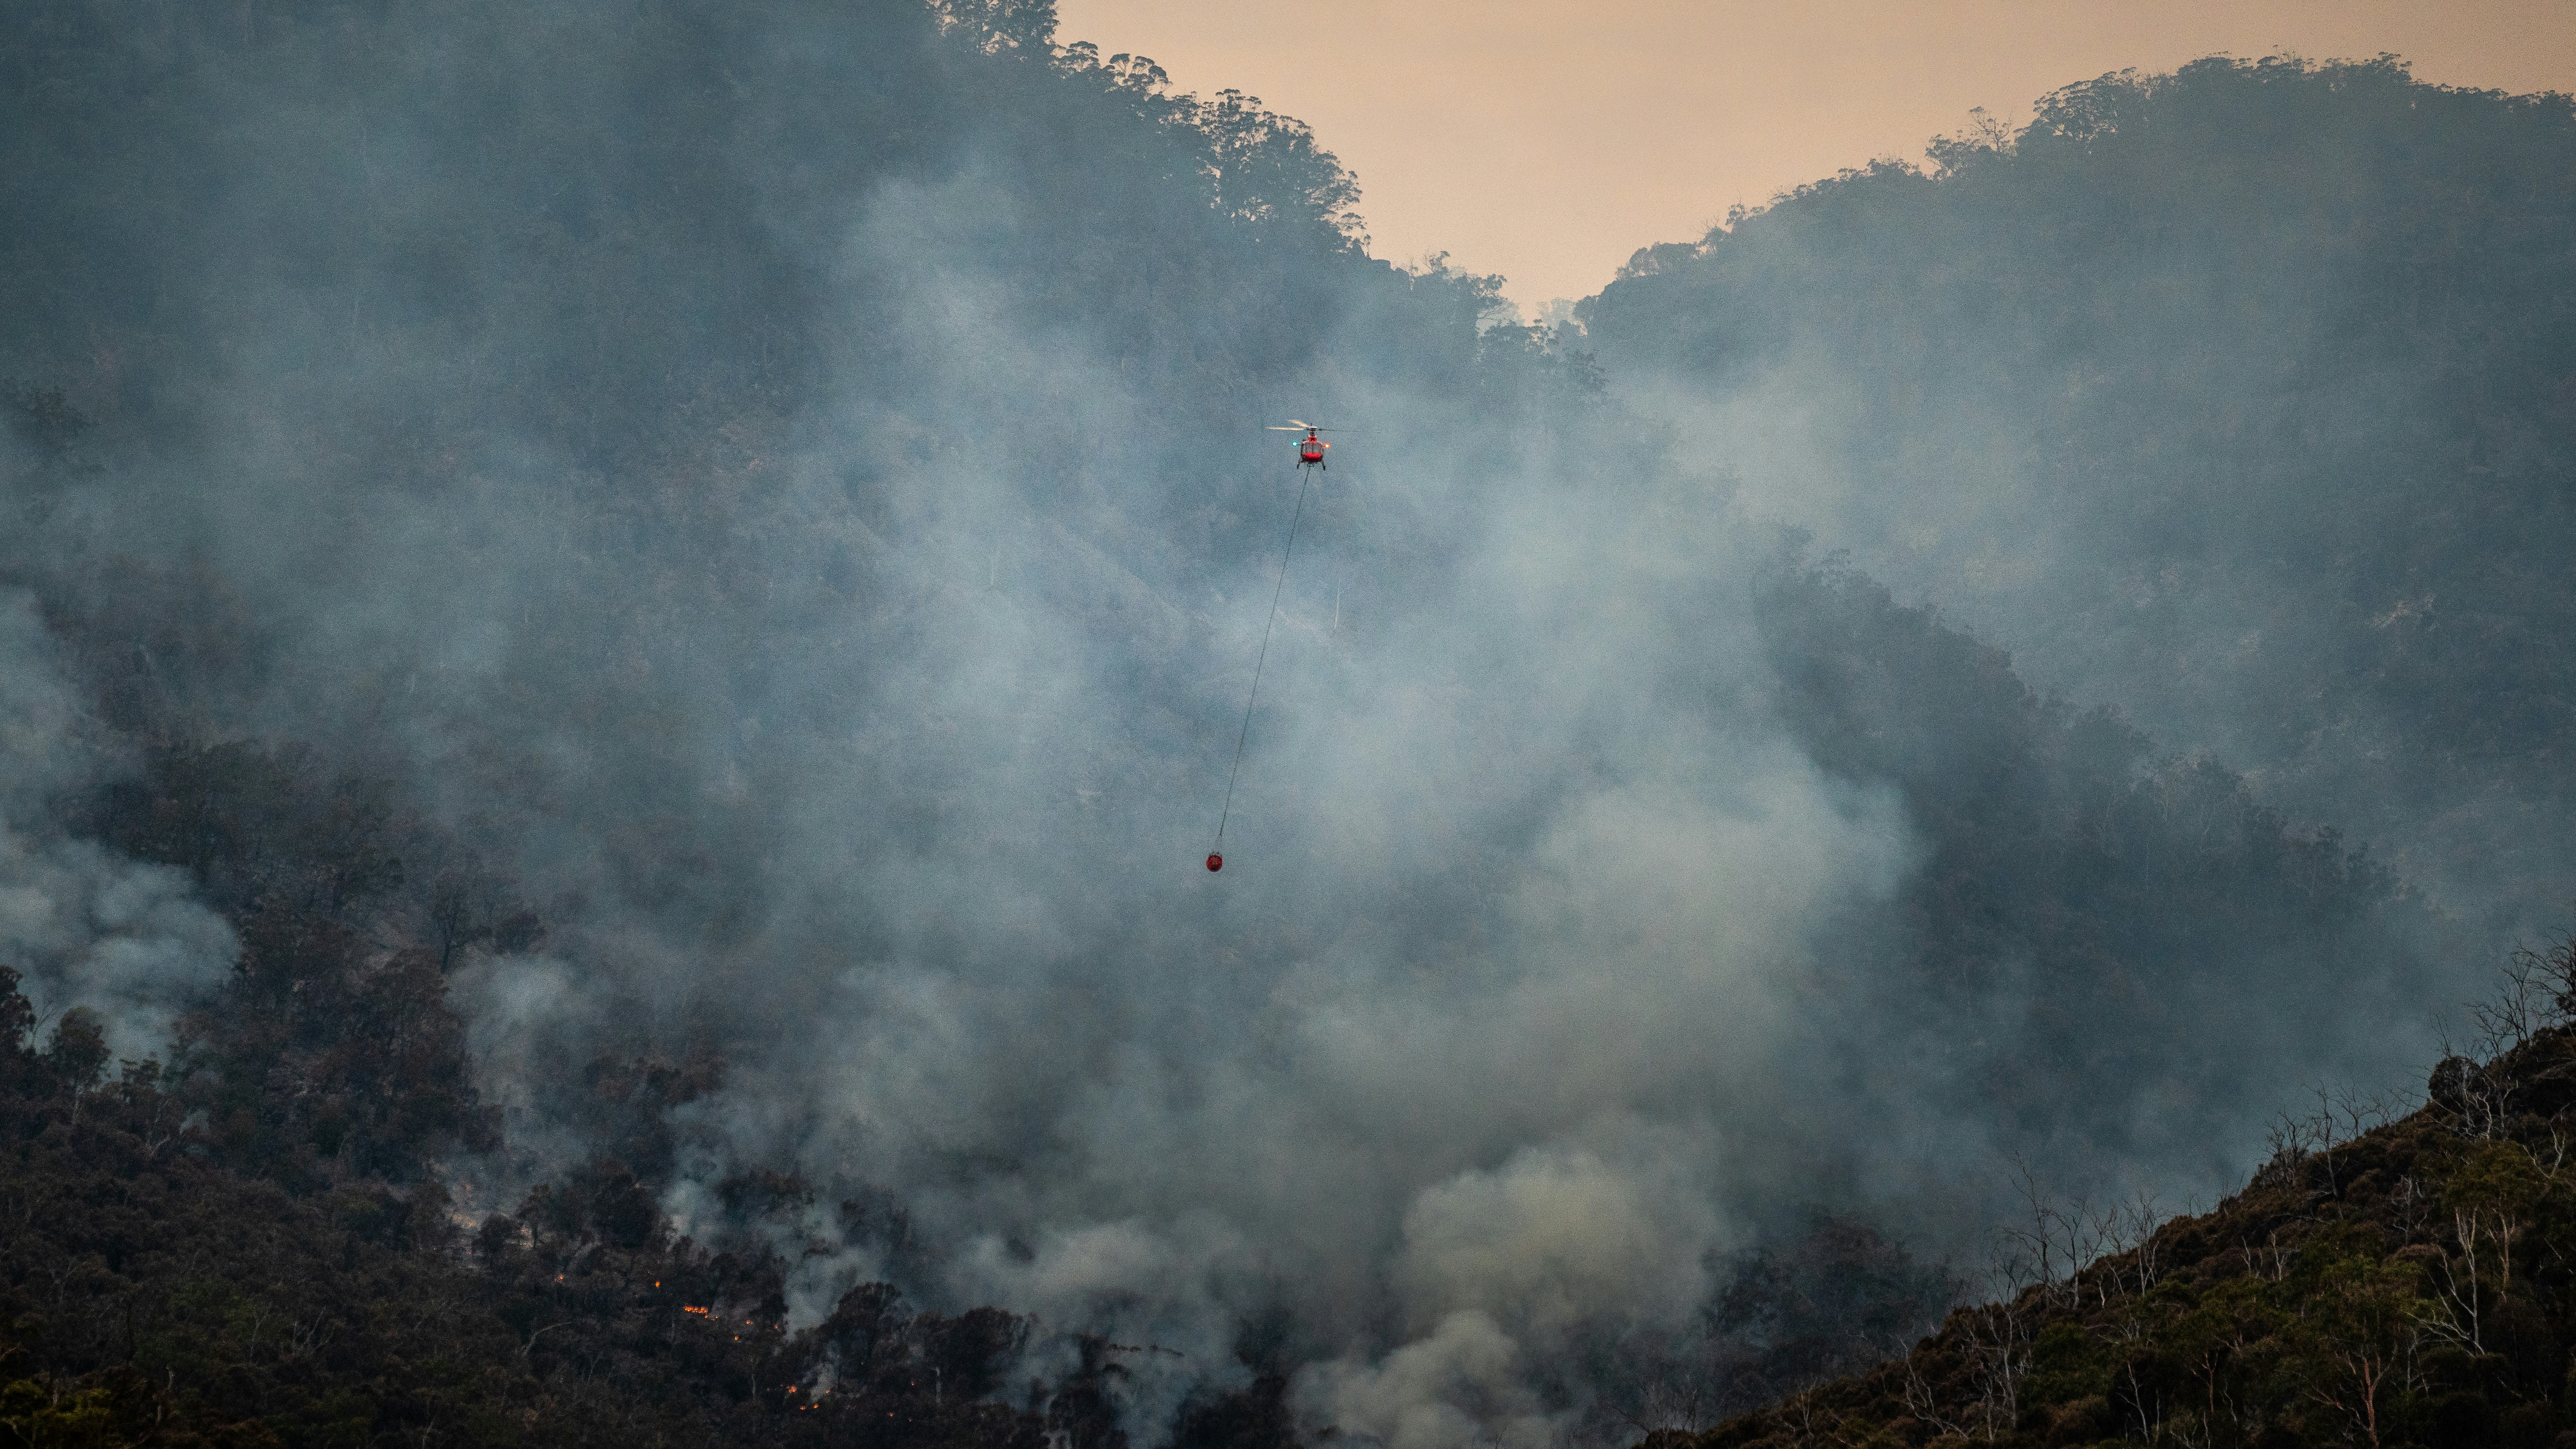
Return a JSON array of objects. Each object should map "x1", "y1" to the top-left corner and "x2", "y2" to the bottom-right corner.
[{"x1": 0, "y1": 6, "x2": 2557, "y2": 1446}]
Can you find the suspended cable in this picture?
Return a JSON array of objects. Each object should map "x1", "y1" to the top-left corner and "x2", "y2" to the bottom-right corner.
[{"x1": 1208, "y1": 458, "x2": 1314, "y2": 871}]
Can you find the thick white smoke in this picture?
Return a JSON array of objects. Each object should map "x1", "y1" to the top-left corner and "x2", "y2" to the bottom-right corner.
[
  {"x1": 323, "y1": 149, "x2": 1936, "y2": 1440},
  {"x1": 496, "y1": 161, "x2": 1927, "y2": 1437},
  {"x1": 0, "y1": 589, "x2": 237, "y2": 1059}
]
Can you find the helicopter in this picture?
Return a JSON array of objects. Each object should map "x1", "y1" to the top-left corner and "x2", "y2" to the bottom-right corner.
[
  {"x1": 1207, "y1": 421, "x2": 1343, "y2": 873},
  {"x1": 1267, "y1": 421, "x2": 1333, "y2": 470}
]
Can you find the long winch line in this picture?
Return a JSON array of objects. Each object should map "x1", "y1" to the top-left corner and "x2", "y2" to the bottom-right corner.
[{"x1": 1210, "y1": 459, "x2": 1315, "y2": 867}]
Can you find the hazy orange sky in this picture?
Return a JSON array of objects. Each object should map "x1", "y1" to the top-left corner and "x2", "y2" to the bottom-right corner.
[{"x1": 1053, "y1": 0, "x2": 2576, "y2": 313}]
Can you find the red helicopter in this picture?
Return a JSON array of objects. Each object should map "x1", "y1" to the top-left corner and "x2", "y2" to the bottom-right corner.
[
  {"x1": 1208, "y1": 420, "x2": 1341, "y2": 873},
  {"x1": 1267, "y1": 421, "x2": 1333, "y2": 470}
]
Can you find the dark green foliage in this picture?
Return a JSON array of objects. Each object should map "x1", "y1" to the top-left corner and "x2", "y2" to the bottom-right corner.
[
  {"x1": 1676, "y1": 977, "x2": 2576, "y2": 1448},
  {"x1": 0, "y1": 959, "x2": 1125, "y2": 1448}
]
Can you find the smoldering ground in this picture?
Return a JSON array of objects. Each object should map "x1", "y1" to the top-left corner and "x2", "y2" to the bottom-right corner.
[{"x1": 0, "y1": 7, "x2": 2481, "y2": 1444}]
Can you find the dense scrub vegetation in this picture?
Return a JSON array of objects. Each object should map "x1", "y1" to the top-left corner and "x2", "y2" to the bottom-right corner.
[
  {"x1": 1584, "y1": 57, "x2": 2576, "y2": 936},
  {"x1": 1663, "y1": 939, "x2": 2576, "y2": 1449},
  {"x1": 0, "y1": 980, "x2": 1232, "y2": 1449},
  {"x1": 0, "y1": 837, "x2": 1288, "y2": 1448}
]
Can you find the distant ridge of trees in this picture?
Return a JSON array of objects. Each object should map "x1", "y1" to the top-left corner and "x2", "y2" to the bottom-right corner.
[{"x1": 1583, "y1": 55, "x2": 2576, "y2": 938}]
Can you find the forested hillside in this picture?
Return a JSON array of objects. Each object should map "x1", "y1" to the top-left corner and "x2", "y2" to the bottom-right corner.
[
  {"x1": 0, "y1": 5, "x2": 2549, "y2": 1445},
  {"x1": 1582, "y1": 56, "x2": 2576, "y2": 940},
  {"x1": 0, "y1": 962, "x2": 1204, "y2": 1448},
  {"x1": 1665, "y1": 939, "x2": 2576, "y2": 1449}
]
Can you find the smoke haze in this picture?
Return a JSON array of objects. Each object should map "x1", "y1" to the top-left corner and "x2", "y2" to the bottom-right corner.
[
  {"x1": 1583, "y1": 57, "x2": 2576, "y2": 948},
  {"x1": 0, "y1": 8, "x2": 2518, "y2": 1443},
  {"x1": 0, "y1": 590, "x2": 237, "y2": 1057}
]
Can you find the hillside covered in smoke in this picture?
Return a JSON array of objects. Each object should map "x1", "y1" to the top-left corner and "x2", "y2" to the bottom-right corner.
[
  {"x1": 0, "y1": 4, "x2": 2553, "y2": 1446},
  {"x1": 1583, "y1": 55, "x2": 2576, "y2": 943}
]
